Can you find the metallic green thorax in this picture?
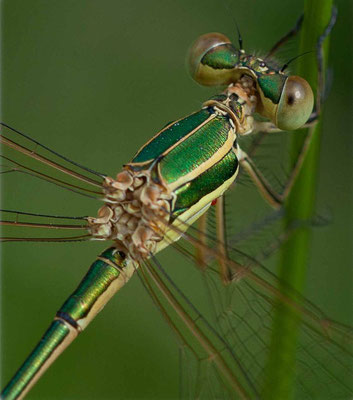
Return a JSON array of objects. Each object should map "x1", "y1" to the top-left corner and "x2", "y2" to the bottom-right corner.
[
  {"x1": 129, "y1": 95, "x2": 241, "y2": 221},
  {"x1": 173, "y1": 150, "x2": 237, "y2": 217},
  {"x1": 1, "y1": 26, "x2": 318, "y2": 400},
  {"x1": 1, "y1": 92, "x2": 244, "y2": 400}
]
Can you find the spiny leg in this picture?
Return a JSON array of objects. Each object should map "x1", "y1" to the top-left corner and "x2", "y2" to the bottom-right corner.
[{"x1": 240, "y1": 7, "x2": 337, "y2": 209}]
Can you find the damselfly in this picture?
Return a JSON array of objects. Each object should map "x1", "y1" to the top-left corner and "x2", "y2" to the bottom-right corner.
[{"x1": 1, "y1": 1, "x2": 352, "y2": 399}]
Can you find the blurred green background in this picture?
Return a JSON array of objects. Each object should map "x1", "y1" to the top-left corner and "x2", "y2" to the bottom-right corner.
[{"x1": 1, "y1": 0, "x2": 352, "y2": 399}]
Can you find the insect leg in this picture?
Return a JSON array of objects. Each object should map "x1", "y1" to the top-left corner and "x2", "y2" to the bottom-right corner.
[
  {"x1": 195, "y1": 212, "x2": 208, "y2": 269},
  {"x1": 266, "y1": 14, "x2": 304, "y2": 58},
  {"x1": 214, "y1": 196, "x2": 232, "y2": 284},
  {"x1": 307, "y1": 5, "x2": 337, "y2": 122},
  {"x1": 238, "y1": 148, "x2": 282, "y2": 209},
  {"x1": 240, "y1": 7, "x2": 338, "y2": 208}
]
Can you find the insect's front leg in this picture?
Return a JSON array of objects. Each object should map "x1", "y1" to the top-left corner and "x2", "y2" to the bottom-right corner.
[
  {"x1": 238, "y1": 7, "x2": 337, "y2": 209},
  {"x1": 310, "y1": 5, "x2": 338, "y2": 122},
  {"x1": 266, "y1": 13, "x2": 304, "y2": 58}
]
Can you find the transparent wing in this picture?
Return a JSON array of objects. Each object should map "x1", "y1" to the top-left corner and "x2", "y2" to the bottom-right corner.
[
  {"x1": 2, "y1": 1, "x2": 351, "y2": 398},
  {"x1": 141, "y1": 204, "x2": 353, "y2": 399},
  {"x1": 2, "y1": 124, "x2": 352, "y2": 399}
]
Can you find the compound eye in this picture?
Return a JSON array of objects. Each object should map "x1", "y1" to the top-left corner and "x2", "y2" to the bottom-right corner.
[
  {"x1": 187, "y1": 33, "x2": 238, "y2": 86},
  {"x1": 276, "y1": 76, "x2": 314, "y2": 130},
  {"x1": 188, "y1": 33, "x2": 231, "y2": 78}
]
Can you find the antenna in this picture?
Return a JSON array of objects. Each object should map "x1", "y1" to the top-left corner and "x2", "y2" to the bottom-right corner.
[
  {"x1": 280, "y1": 51, "x2": 312, "y2": 73},
  {"x1": 223, "y1": 0, "x2": 243, "y2": 50}
]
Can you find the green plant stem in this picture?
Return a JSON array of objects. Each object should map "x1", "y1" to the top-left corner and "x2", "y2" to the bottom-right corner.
[{"x1": 262, "y1": 1, "x2": 333, "y2": 399}]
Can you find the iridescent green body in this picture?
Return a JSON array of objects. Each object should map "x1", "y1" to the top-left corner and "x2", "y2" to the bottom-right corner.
[
  {"x1": 191, "y1": 37, "x2": 286, "y2": 95},
  {"x1": 1, "y1": 90, "x2": 244, "y2": 400},
  {"x1": 173, "y1": 150, "x2": 237, "y2": 218},
  {"x1": 130, "y1": 104, "x2": 239, "y2": 221},
  {"x1": 189, "y1": 33, "x2": 313, "y2": 130},
  {"x1": 1, "y1": 25, "x2": 317, "y2": 400},
  {"x1": 1, "y1": 321, "x2": 71, "y2": 400},
  {"x1": 1, "y1": 248, "x2": 135, "y2": 400}
]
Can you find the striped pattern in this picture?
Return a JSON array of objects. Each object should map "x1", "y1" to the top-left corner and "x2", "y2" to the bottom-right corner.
[
  {"x1": 129, "y1": 106, "x2": 238, "y2": 204},
  {"x1": 1, "y1": 248, "x2": 136, "y2": 400},
  {"x1": 2, "y1": 98, "x2": 243, "y2": 400}
]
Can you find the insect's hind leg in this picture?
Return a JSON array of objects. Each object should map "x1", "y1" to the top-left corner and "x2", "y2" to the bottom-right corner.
[
  {"x1": 195, "y1": 197, "x2": 232, "y2": 284},
  {"x1": 214, "y1": 196, "x2": 232, "y2": 284},
  {"x1": 195, "y1": 212, "x2": 208, "y2": 270}
]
